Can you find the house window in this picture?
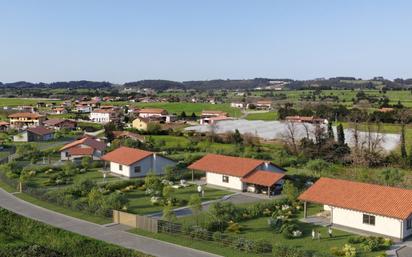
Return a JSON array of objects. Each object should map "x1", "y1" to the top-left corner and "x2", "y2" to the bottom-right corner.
[
  {"x1": 119, "y1": 164, "x2": 123, "y2": 171},
  {"x1": 134, "y1": 166, "x2": 141, "y2": 173},
  {"x1": 363, "y1": 214, "x2": 375, "y2": 225},
  {"x1": 222, "y1": 175, "x2": 229, "y2": 183},
  {"x1": 407, "y1": 218, "x2": 412, "y2": 230}
]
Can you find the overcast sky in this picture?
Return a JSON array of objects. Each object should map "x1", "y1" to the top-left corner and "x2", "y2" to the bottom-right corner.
[{"x1": 1, "y1": 0, "x2": 412, "y2": 83}]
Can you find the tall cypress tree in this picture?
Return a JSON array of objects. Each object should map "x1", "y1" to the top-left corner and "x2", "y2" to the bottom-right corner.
[
  {"x1": 401, "y1": 124, "x2": 407, "y2": 160},
  {"x1": 337, "y1": 123, "x2": 345, "y2": 146},
  {"x1": 327, "y1": 122, "x2": 335, "y2": 141}
]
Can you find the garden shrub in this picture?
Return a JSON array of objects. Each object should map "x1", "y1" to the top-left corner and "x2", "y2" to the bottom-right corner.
[
  {"x1": 254, "y1": 239, "x2": 272, "y2": 253},
  {"x1": 226, "y1": 221, "x2": 241, "y2": 233},
  {"x1": 212, "y1": 231, "x2": 223, "y2": 241}
]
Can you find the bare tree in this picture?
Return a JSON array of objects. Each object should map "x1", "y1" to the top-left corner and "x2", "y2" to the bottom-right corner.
[{"x1": 282, "y1": 121, "x2": 299, "y2": 154}]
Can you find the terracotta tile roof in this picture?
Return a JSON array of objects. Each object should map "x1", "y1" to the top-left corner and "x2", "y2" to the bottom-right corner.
[
  {"x1": 188, "y1": 154, "x2": 265, "y2": 177},
  {"x1": 0, "y1": 121, "x2": 9, "y2": 126},
  {"x1": 60, "y1": 137, "x2": 106, "y2": 152},
  {"x1": 256, "y1": 100, "x2": 272, "y2": 105},
  {"x1": 101, "y1": 146, "x2": 153, "y2": 165},
  {"x1": 298, "y1": 177, "x2": 412, "y2": 220},
  {"x1": 67, "y1": 146, "x2": 94, "y2": 156},
  {"x1": 241, "y1": 170, "x2": 285, "y2": 187},
  {"x1": 27, "y1": 126, "x2": 53, "y2": 136},
  {"x1": 139, "y1": 108, "x2": 168, "y2": 114},
  {"x1": 44, "y1": 118, "x2": 74, "y2": 126},
  {"x1": 8, "y1": 112, "x2": 43, "y2": 118}
]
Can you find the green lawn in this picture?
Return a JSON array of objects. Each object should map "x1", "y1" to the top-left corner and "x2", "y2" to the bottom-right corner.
[
  {"x1": 27, "y1": 169, "x2": 119, "y2": 188},
  {"x1": 149, "y1": 135, "x2": 192, "y2": 148},
  {"x1": 126, "y1": 185, "x2": 231, "y2": 215},
  {"x1": 132, "y1": 203, "x2": 384, "y2": 257},
  {"x1": 245, "y1": 111, "x2": 278, "y2": 121}
]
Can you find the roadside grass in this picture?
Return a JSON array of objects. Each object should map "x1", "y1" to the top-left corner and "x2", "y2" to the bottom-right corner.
[
  {"x1": 245, "y1": 111, "x2": 278, "y2": 121},
  {"x1": 126, "y1": 185, "x2": 231, "y2": 215}
]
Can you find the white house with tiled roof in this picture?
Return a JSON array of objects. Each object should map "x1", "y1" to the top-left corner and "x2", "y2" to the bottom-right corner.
[
  {"x1": 188, "y1": 154, "x2": 285, "y2": 195},
  {"x1": 101, "y1": 146, "x2": 176, "y2": 178},
  {"x1": 299, "y1": 177, "x2": 412, "y2": 240}
]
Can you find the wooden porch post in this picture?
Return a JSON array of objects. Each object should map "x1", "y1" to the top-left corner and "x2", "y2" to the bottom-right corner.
[
  {"x1": 267, "y1": 186, "x2": 270, "y2": 197},
  {"x1": 191, "y1": 170, "x2": 194, "y2": 182},
  {"x1": 303, "y1": 201, "x2": 307, "y2": 219}
]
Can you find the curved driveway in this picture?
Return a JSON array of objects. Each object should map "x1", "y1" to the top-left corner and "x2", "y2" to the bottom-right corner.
[{"x1": 0, "y1": 188, "x2": 220, "y2": 257}]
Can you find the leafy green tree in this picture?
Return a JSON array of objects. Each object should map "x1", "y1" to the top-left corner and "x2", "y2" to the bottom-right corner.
[
  {"x1": 81, "y1": 156, "x2": 92, "y2": 169},
  {"x1": 305, "y1": 159, "x2": 330, "y2": 176},
  {"x1": 162, "y1": 185, "x2": 175, "y2": 204},
  {"x1": 282, "y1": 180, "x2": 299, "y2": 202},
  {"x1": 189, "y1": 194, "x2": 202, "y2": 225},
  {"x1": 162, "y1": 202, "x2": 176, "y2": 222},
  {"x1": 144, "y1": 171, "x2": 163, "y2": 197},
  {"x1": 147, "y1": 123, "x2": 162, "y2": 135}
]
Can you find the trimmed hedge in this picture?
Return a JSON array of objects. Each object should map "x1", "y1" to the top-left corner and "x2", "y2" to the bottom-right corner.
[{"x1": 0, "y1": 208, "x2": 150, "y2": 257}]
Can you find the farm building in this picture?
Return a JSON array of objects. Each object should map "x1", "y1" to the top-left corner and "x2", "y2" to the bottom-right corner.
[
  {"x1": 188, "y1": 154, "x2": 285, "y2": 195},
  {"x1": 299, "y1": 177, "x2": 412, "y2": 241},
  {"x1": 101, "y1": 146, "x2": 176, "y2": 178}
]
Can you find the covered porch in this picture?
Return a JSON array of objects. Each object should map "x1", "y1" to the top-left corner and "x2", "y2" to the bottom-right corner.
[{"x1": 241, "y1": 170, "x2": 285, "y2": 197}]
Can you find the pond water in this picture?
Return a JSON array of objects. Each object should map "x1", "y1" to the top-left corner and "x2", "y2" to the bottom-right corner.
[{"x1": 185, "y1": 119, "x2": 400, "y2": 152}]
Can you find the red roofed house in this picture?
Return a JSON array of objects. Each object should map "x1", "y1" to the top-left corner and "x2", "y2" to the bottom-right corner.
[
  {"x1": 188, "y1": 154, "x2": 285, "y2": 195},
  {"x1": 0, "y1": 121, "x2": 10, "y2": 131},
  {"x1": 13, "y1": 126, "x2": 54, "y2": 142},
  {"x1": 59, "y1": 137, "x2": 107, "y2": 161},
  {"x1": 101, "y1": 146, "x2": 176, "y2": 178},
  {"x1": 43, "y1": 119, "x2": 77, "y2": 130},
  {"x1": 299, "y1": 177, "x2": 412, "y2": 240}
]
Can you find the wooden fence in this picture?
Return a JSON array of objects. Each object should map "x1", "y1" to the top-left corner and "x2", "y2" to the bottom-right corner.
[{"x1": 113, "y1": 210, "x2": 158, "y2": 233}]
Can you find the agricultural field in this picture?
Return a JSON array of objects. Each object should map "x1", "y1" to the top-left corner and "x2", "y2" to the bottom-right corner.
[
  {"x1": 245, "y1": 111, "x2": 278, "y2": 121},
  {"x1": 106, "y1": 102, "x2": 242, "y2": 117},
  {"x1": 0, "y1": 97, "x2": 61, "y2": 107}
]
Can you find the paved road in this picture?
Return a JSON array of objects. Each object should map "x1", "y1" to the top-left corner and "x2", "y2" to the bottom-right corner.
[{"x1": 0, "y1": 188, "x2": 220, "y2": 257}]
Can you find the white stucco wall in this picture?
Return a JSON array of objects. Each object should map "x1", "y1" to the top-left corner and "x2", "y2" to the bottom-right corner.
[
  {"x1": 206, "y1": 172, "x2": 244, "y2": 190},
  {"x1": 330, "y1": 206, "x2": 404, "y2": 239},
  {"x1": 110, "y1": 155, "x2": 176, "y2": 178}
]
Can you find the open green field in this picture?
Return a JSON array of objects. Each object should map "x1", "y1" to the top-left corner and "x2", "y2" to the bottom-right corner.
[
  {"x1": 245, "y1": 111, "x2": 278, "y2": 121},
  {"x1": 0, "y1": 97, "x2": 61, "y2": 107},
  {"x1": 106, "y1": 102, "x2": 242, "y2": 117}
]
